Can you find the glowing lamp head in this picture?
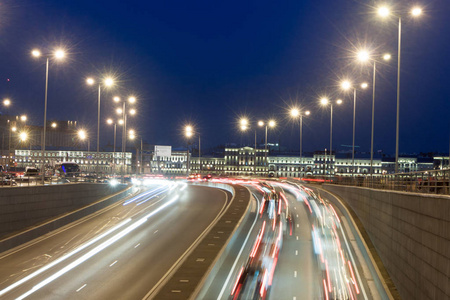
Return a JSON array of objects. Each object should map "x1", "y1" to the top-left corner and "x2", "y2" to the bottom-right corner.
[
  {"x1": 290, "y1": 108, "x2": 300, "y2": 117},
  {"x1": 129, "y1": 134, "x2": 135, "y2": 140},
  {"x1": 268, "y1": 120, "x2": 276, "y2": 128},
  {"x1": 11, "y1": 126, "x2": 17, "y2": 132},
  {"x1": 341, "y1": 80, "x2": 352, "y2": 90},
  {"x1": 378, "y1": 6, "x2": 390, "y2": 17},
  {"x1": 258, "y1": 121, "x2": 264, "y2": 127},
  {"x1": 104, "y1": 78, "x2": 114, "y2": 87},
  {"x1": 336, "y1": 99, "x2": 343, "y2": 105},
  {"x1": 129, "y1": 108, "x2": 136, "y2": 115},
  {"x1": 113, "y1": 96, "x2": 120, "y2": 102},
  {"x1": 129, "y1": 129, "x2": 135, "y2": 135},
  {"x1": 357, "y1": 50, "x2": 370, "y2": 62},
  {"x1": 411, "y1": 7, "x2": 422, "y2": 16},
  {"x1": 19, "y1": 132, "x2": 27, "y2": 142},
  {"x1": 239, "y1": 118, "x2": 248, "y2": 127},
  {"x1": 116, "y1": 108, "x2": 123, "y2": 115},
  {"x1": 78, "y1": 130, "x2": 87, "y2": 140},
  {"x1": 31, "y1": 49, "x2": 41, "y2": 58},
  {"x1": 51, "y1": 122, "x2": 57, "y2": 128},
  {"x1": 54, "y1": 49, "x2": 65, "y2": 60},
  {"x1": 305, "y1": 110, "x2": 311, "y2": 116},
  {"x1": 20, "y1": 115, "x2": 27, "y2": 122},
  {"x1": 128, "y1": 96, "x2": 136, "y2": 103},
  {"x1": 320, "y1": 98, "x2": 329, "y2": 106},
  {"x1": 240, "y1": 125, "x2": 248, "y2": 131},
  {"x1": 383, "y1": 53, "x2": 392, "y2": 61},
  {"x1": 107, "y1": 118, "x2": 113, "y2": 125},
  {"x1": 361, "y1": 82, "x2": 369, "y2": 89},
  {"x1": 3, "y1": 99, "x2": 11, "y2": 106},
  {"x1": 118, "y1": 119, "x2": 124, "y2": 125},
  {"x1": 86, "y1": 78, "x2": 95, "y2": 85},
  {"x1": 185, "y1": 131, "x2": 193, "y2": 138}
]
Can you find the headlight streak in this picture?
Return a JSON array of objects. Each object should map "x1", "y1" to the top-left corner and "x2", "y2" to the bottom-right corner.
[
  {"x1": 13, "y1": 195, "x2": 179, "y2": 300},
  {"x1": 0, "y1": 219, "x2": 132, "y2": 297},
  {"x1": 123, "y1": 185, "x2": 169, "y2": 205}
]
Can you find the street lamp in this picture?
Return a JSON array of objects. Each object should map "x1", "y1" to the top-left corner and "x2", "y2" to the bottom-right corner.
[
  {"x1": 341, "y1": 79, "x2": 368, "y2": 176},
  {"x1": 258, "y1": 119, "x2": 276, "y2": 173},
  {"x1": 290, "y1": 108, "x2": 310, "y2": 163},
  {"x1": 3, "y1": 99, "x2": 11, "y2": 107},
  {"x1": 86, "y1": 76, "x2": 114, "y2": 178},
  {"x1": 32, "y1": 47, "x2": 66, "y2": 184},
  {"x1": 320, "y1": 98, "x2": 342, "y2": 178},
  {"x1": 113, "y1": 96, "x2": 137, "y2": 181},
  {"x1": 185, "y1": 125, "x2": 194, "y2": 176},
  {"x1": 356, "y1": 49, "x2": 392, "y2": 176},
  {"x1": 377, "y1": 4, "x2": 423, "y2": 173}
]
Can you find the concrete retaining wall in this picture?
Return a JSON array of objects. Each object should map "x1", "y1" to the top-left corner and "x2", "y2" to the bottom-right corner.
[
  {"x1": 323, "y1": 184, "x2": 450, "y2": 300},
  {"x1": 0, "y1": 183, "x2": 127, "y2": 240}
]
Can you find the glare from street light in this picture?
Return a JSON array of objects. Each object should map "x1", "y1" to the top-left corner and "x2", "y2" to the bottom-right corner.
[
  {"x1": 185, "y1": 125, "x2": 193, "y2": 132},
  {"x1": 11, "y1": 126, "x2": 17, "y2": 132},
  {"x1": 341, "y1": 80, "x2": 352, "y2": 90},
  {"x1": 411, "y1": 7, "x2": 422, "y2": 16},
  {"x1": 118, "y1": 119, "x2": 124, "y2": 125},
  {"x1": 129, "y1": 134, "x2": 136, "y2": 140},
  {"x1": 305, "y1": 110, "x2": 311, "y2": 116},
  {"x1": 78, "y1": 130, "x2": 87, "y2": 140},
  {"x1": 258, "y1": 121, "x2": 264, "y2": 127},
  {"x1": 239, "y1": 118, "x2": 249, "y2": 127},
  {"x1": 337, "y1": 99, "x2": 343, "y2": 105},
  {"x1": 383, "y1": 53, "x2": 392, "y2": 61},
  {"x1": 3, "y1": 99, "x2": 11, "y2": 106},
  {"x1": 20, "y1": 115, "x2": 27, "y2": 122},
  {"x1": 86, "y1": 78, "x2": 95, "y2": 85},
  {"x1": 320, "y1": 97, "x2": 329, "y2": 106},
  {"x1": 51, "y1": 122, "x2": 57, "y2": 128},
  {"x1": 378, "y1": 6, "x2": 390, "y2": 17},
  {"x1": 290, "y1": 108, "x2": 300, "y2": 118},
  {"x1": 268, "y1": 120, "x2": 276, "y2": 128},
  {"x1": 128, "y1": 96, "x2": 136, "y2": 103},
  {"x1": 129, "y1": 108, "x2": 136, "y2": 115},
  {"x1": 107, "y1": 118, "x2": 113, "y2": 125},
  {"x1": 104, "y1": 77, "x2": 114, "y2": 87},
  {"x1": 116, "y1": 108, "x2": 123, "y2": 115},
  {"x1": 31, "y1": 49, "x2": 41, "y2": 58},
  {"x1": 240, "y1": 125, "x2": 248, "y2": 131},
  {"x1": 357, "y1": 50, "x2": 370, "y2": 62},
  {"x1": 129, "y1": 129, "x2": 135, "y2": 135},
  {"x1": 19, "y1": 132, "x2": 27, "y2": 142},
  {"x1": 361, "y1": 82, "x2": 369, "y2": 89},
  {"x1": 113, "y1": 96, "x2": 120, "y2": 102},
  {"x1": 54, "y1": 49, "x2": 65, "y2": 60}
]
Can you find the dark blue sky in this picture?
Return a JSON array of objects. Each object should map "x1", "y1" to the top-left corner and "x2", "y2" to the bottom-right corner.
[{"x1": 0, "y1": 0, "x2": 449, "y2": 154}]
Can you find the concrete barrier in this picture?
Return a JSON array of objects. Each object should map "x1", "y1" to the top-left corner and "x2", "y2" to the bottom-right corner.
[
  {"x1": 0, "y1": 183, "x2": 130, "y2": 252},
  {"x1": 323, "y1": 184, "x2": 450, "y2": 300}
]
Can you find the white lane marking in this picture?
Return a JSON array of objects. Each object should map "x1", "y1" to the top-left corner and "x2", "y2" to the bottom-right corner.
[
  {"x1": 296, "y1": 236, "x2": 299, "y2": 240},
  {"x1": 109, "y1": 260, "x2": 118, "y2": 267},
  {"x1": 154, "y1": 230, "x2": 158, "y2": 234},
  {"x1": 294, "y1": 271, "x2": 297, "y2": 278},
  {"x1": 294, "y1": 206, "x2": 297, "y2": 210},
  {"x1": 295, "y1": 250, "x2": 298, "y2": 256},
  {"x1": 296, "y1": 224, "x2": 299, "y2": 228},
  {"x1": 76, "y1": 284, "x2": 87, "y2": 292},
  {"x1": 293, "y1": 297, "x2": 297, "y2": 300},
  {"x1": 296, "y1": 214, "x2": 298, "y2": 218},
  {"x1": 217, "y1": 193, "x2": 261, "y2": 300},
  {"x1": 134, "y1": 243, "x2": 140, "y2": 248}
]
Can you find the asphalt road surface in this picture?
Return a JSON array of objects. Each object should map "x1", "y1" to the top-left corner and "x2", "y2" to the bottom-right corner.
[{"x1": 0, "y1": 182, "x2": 230, "y2": 300}]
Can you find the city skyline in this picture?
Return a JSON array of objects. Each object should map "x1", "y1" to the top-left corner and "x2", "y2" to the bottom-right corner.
[{"x1": 0, "y1": 0, "x2": 449, "y2": 155}]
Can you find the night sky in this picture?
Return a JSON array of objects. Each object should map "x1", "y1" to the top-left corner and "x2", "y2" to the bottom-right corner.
[{"x1": 0, "y1": 0, "x2": 449, "y2": 155}]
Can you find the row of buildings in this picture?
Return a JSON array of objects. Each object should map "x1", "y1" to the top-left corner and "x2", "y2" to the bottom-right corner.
[{"x1": 10, "y1": 145, "x2": 441, "y2": 178}]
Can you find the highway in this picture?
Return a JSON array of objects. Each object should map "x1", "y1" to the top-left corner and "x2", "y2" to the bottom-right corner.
[
  {"x1": 0, "y1": 181, "x2": 230, "y2": 300},
  {"x1": 198, "y1": 179, "x2": 391, "y2": 300}
]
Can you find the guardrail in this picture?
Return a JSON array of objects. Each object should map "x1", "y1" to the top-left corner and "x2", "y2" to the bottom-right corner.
[{"x1": 331, "y1": 168, "x2": 450, "y2": 195}]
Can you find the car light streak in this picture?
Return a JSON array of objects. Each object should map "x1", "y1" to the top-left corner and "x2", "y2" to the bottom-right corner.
[
  {"x1": 260, "y1": 269, "x2": 267, "y2": 297},
  {"x1": 0, "y1": 218, "x2": 131, "y2": 297},
  {"x1": 323, "y1": 279, "x2": 329, "y2": 300},
  {"x1": 348, "y1": 261, "x2": 360, "y2": 294},
  {"x1": 329, "y1": 204, "x2": 340, "y2": 223},
  {"x1": 325, "y1": 259, "x2": 332, "y2": 292},
  {"x1": 123, "y1": 185, "x2": 168, "y2": 205},
  {"x1": 11, "y1": 195, "x2": 179, "y2": 300},
  {"x1": 76, "y1": 284, "x2": 87, "y2": 292},
  {"x1": 230, "y1": 267, "x2": 244, "y2": 296},
  {"x1": 250, "y1": 221, "x2": 266, "y2": 258}
]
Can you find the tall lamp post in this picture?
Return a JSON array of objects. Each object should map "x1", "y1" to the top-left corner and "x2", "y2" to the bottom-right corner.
[
  {"x1": 32, "y1": 48, "x2": 65, "y2": 184},
  {"x1": 128, "y1": 130, "x2": 144, "y2": 175},
  {"x1": 320, "y1": 98, "x2": 342, "y2": 177},
  {"x1": 185, "y1": 125, "x2": 194, "y2": 176},
  {"x1": 377, "y1": 5, "x2": 423, "y2": 173},
  {"x1": 290, "y1": 108, "x2": 310, "y2": 164},
  {"x1": 114, "y1": 96, "x2": 136, "y2": 181},
  {"x1": 86, "y1": 77, "x2": 114, "y2": 179},
  {"x1": 107, "y1": 118, "x2": 120, "y2": 175},
  {"x1": 258, "y1": 120, "x2": 276, "y2": 175},
  {"x1": 341, "y1": 80, "x2": 368, "y2": 176},
  {"x1": 356, "y1": 50, "x2": 392, "y2": 176}
]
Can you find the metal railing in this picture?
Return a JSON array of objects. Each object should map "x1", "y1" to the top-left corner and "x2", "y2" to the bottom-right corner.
[{"x1": 331, "y1": 169, "x2": 450, "y2": 195}]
